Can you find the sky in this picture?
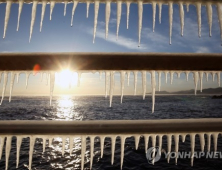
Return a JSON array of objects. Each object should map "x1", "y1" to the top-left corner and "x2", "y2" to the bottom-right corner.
[{"x1": 0, "y1": 2, "x2": 221, "y2": 96}]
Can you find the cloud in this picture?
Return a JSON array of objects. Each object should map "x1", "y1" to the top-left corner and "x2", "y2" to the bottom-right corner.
[{"x1": 195, "y1": 46, "x2": 211, "y2": 53}]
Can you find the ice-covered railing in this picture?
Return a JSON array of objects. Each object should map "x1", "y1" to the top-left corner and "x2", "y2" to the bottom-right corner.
[
  {"x1": 0, "y1": 52, "x2": 221, "y2": 113},
  {"x1": 0, "y1": 119, "x2": 222, "y2": 170},
  {"x1": 1, "y1": 0, "x2": 222, "y2": 45}
]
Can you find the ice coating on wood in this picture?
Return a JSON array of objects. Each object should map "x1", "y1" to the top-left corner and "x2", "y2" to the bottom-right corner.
[
  {"x1": 93, "y1": 1, "x2": 99, "y2": 43},
  {"x1": 29, "y1": 0, "x2": 38, "y2": 42},
  {"x1": 167, "y1": 134, "x2": 172, "y2": 163},
  {"x1": 120, "y1": 135, "x2": 126, "y2": 170},
  {"x1": 71, "y1": 0, "x2": 79, "y2": 27},
  {"x1": 16, "y1": 136, "x2": 22, "y2": 168},
  {"x1": 90, "y1": 136, "x2": 94, "y2": 170},
  {"x1": 120, "y1": 71, "x2": 125, "y2": 103},
  {"x1": 174, "y1": 134, "x2": 179, "y2": 165},
  {"x1": 158, "y1": 71, "x2": 161, "y2": 91},
  {"x1": 40, "y1": 1, "x2": 47, "y2": 32},
  {"x1": 5, "y1": 136, "x2": 12, "y2": 170},
  {"x1": 199, "y1": 71, "x2": 203, "y2": 92},
  {"x1": 152, "y1": 2, "x2": 156, "y2": 32},
  {"x1": 126, "y1": 2, "x2": 130, "y2": 29},
  {"x1": 64, "y1": 1, "x2": 68, "y2": 16},
  {"x1": 179, "y1": 2, "x2": 184, "y2": 36},
  {"x1": 3, "y1": 0, "x2": 12, "y2": 39},
  {"x1": 9, "y1": 72, "x2": 15, "y2": 102},
  {"x1": 151, "y1": 71, "x2": 156, "y2": 113},
  {"x1": 158, "y1": 2, "x2": 162, "y2": 24},
  {"x1": 1, "y1": 72, "x2": 8, "y2": 105},
  {"x1": 206, "y1": 2, "x2": 212, "y2": 37},
  {"x1": 134, "y1": 135, "x2": 140, "y2": 150},
  {"x1": 111, "y1": 135, "x2": 116, "y2": 165},
  {"x1": 50, "y1": 1, "x2": 56, "y2": 21},
  {"x1": 109, "y1": 71, "x2": 114, "y2": 107},
  {"x1": 100, "y1": 136, "x2": 105, "y2": 158},
  {"x1": 116, "y1": 1, "x2": 122, "y2": 40},
  {"x1": 81, "y1": 136, "x2": 86, "y2": 170},
  {"x1": 190, "y1": 134, "x2": 195, "y2": 166},
  {"x1": 142, "y1": 71, "x2": 146, "y2": 100},
  {"x1": 105, "y1": 1, "x2": 111, "y2": 39},
  {"x1": 138, "y1": 1, "x2": 143, "y2": 47},
  {"x1": 29, "y1": 137, "x2": 35, "y2": 170},
  {"x1": 133, "y1": 71, "x2": 138, "y2": 95},
  {"x1": 196, "y1": 3, "x2": 202, "y2": 38},
  {"x1": 50, "y1": 72, "x2": 55, "y2": 106},
  {"x1": 169, "y1": 2, "x2": 173, "y2": 45},
  {"x1": 86, "y1": 1, "x2": 90, "y2": 18},
  {"x1": 17, "y1": 0, "x2": 24, "y2": 31},
  {"x1": 217, "y1": 3, "x2": 222, "y2": 45}
]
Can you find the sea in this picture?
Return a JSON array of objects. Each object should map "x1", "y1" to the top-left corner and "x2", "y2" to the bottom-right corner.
[{"x1": 0, "y1": 95, "x2": 222, "y2": 170}]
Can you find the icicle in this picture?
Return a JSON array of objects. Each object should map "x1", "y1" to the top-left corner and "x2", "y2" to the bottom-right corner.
[
  {"x1": 152, "y1": 2, "x2": 156, "y2": 32},
  {"x1": 77, "y1": 72, "x2": 81, "y2": 86},
  {"x1": 213, "y1": 133, "x2": 218, "y2": 152},
  {"x1": 111, "y1": 136, "x2": 116, "y2": 165},
  {"x1": 120, "y1": 71, "x2": 125, "y2": 104},
  {"x1": 16, "y1": 72, "x2": 20, "y2": 83},
  {"x1": 50, "y1": 72, "x2": 55, "y2": 106},
  {"x1": 165, "y1": 71, "x2": 168, "y2": 83},
  {"x1": 212, "y1": 72, "x2": 215, "y2": 82},
  {"x1": 1, "y1": 72, "x2": 8, "y2": 105},
  {"x1": 185, "y1": 71, "x2": 189, "y2": 81},
  {"x1": 105, "y1": 72, "x2": 110, "y2": 98},
  {"x1": 174, "y1": 134, "x2": 179, "y2": 165},
  {"x1": 151, "y1": 135, "x2": 156, "y2": 165},
  {"x1": 71, "y1": 0, "x2": 79, "y2": 27},
  {"x1": 127, "y1": 71, "x2": 130, "y2": 86},
  {"x1": 144, "y1": 135, "x2": 149, "y2": 153},
  {"x1": 158, "y1": 3, "x2": 162, "y2": 24},
  {"x1": 179, "y1": 2, "x2": 184, "y2": 36},
  {"x1": 62, "y1": 137, "x2": 66, "y2": 156},
  {"x1": 3, "y1": 0, "x2": 12, "y2": 39},
  {"x1": 138, "y1": 1, "x2": 143, "y2": 47},
  {"x1": 86, "y1": 1, "x2": 90, "y2": 18},
  {"x1": 199, "y1": 71, "x2": 203, "y2": 92},
  {"x1": 199, "y1": 133, "x2": 205, "y2": 152},
  {"x1": 93, "y1": 1, "x2": 99, "y2": 43},
  {"x1": 120, "y1": 136, "x2": 126, "y2": 170},
  {"x1": 134, "y1": 71, "x2": 138, "y2": 95},
  {"x1": 207, "y1": 133, "x2": 211, "y2": 152},
  {"x1": 5, "y1": 136, "x2": 12, "y2": 170},
  {"x1": 109, "y1": 71, "x2": 115, "y2": 107},
  {"x1": 9, "y1": 72, "x2": 15, "y2": 102},
  {"x1": 177, "y1": 72, "x2": 181, "y2": 78},
  {"x1": 116, "y1": 1, "x2": 122, "y2": 40},
  {"x1": 134, "y1": 135, "x2": 140, "y2": 150},
  {"x1": 181, "y1": 134, "x2": 186, "y2": 142},
  {"x1": 105, "y1": 1, "x2": 111, "y2": 39},
  {"x1": 158, "y1": 135, "x2": 163, "y2": 155},
  {"x1": 64, "y1": 1, "x2": 68, "y2": 16},
  {"x1": 100, "y1": 136, "x2": 105, "y2": 158},
  {"x1": 169, "y1": 2, "x2": 173, "y2": 45},
  {"x1": 196, "y1": 3, "x2": 201, "y2": 38},
  {"x1": 217, "y1": 3, "x2": 222, "y2": 45},
  {"x1": 50, "y1": 1, "x2": 56, "y2": 21},
  {"x1": 158, "y1": 72, "x2": 161, "y2": 91},
  {"x1": 42, "y1": 137, "x2": 46, "y2": 152},
  {"x1": 26, "y1": 72, "x2": 30, "y2": 89},
  {"x1": 90, "y1": 136, "x2": 94, "y2": 170},
  {"x1": 142, "y1": 71, "x2": 146, "y2": 100},
  {"x1": 45, "y1": 72, "x2": 49, "y2": 85},
  {"x1": 151, "y1": 71, "x2": 156, "y2": 113},
  {"x1": 206, "y1": 3, "x2": 212, "y2": 37},
  {"x1": 48, "y1": 137, "x2": 53, "y2": 146},
  {"x1": 69, "y1": 137, "x2": 73, "y2": 155},
  {"x1": 29, "y1": 136, "x2": 36, "y2": 170},
  {"x1": 167, "y1": 135, "x2": 172, "y2": 163},
  {"x1": 126, "y1": 2, "x2": 130, "y2": 29},
  {"x1": 193, "y1": 72, "x2": 199, "y2": 95},
  {"x1": 190, "y1": 134, "x2": 195, "y2": 166},
  {"x1": 217, "y1": 72, "x2": 220, "y2": 86},
  {"x1": 205, "y1": 72, "x2": 209, "y2": 82},
  {"x1": 0, "y1": 72, "x2": 2, "y2": 83},
  {"x1": 40, "y1": 0, "x2": 47, "y2": 32},
  {"x1": 81, "y1": 136, "x2": 86, "y2": 170},
  {"x1": 0, "y1": 137, "x2": 5, "y2": 160},
  {"x1": 17, "y1": 0, "x2": 24, "y2": 31},
  {"x1": 29, "y1": 0, "x2": 38, "y2": 42},
  {"x1": 186, "y1": 3, "x2": 189, "y2": 12},
  {"x1": 170, "y1": 71, "x2": 174, "y2": 84},
  {"x1": 16, "y1": 137, "x2": 22, "y2": 168}
]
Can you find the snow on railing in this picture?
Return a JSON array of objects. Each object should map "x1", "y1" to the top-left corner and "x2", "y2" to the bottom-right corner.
[{"x1": 1, "y1": 0, "x2": 222, "y2": 45}]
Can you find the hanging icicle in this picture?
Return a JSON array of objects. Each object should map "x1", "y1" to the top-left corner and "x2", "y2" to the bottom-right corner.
[
  {"x1": 93, "y1": 1, "x2": 99, "y2": 43},
  {"x1": 3, "y1": 0, "x2": 12, "y2": 39},
  {"x1": 71, "y1": 0, "x2": 79, "y2": 27},
  {"x1": 169, "y1": 2, "x2": 173, "y2": 45},
  {"x1": 105, "y1": 1, "x2": 111, "y2": 39},
  {"x1": 138, "y1": 1, "x2": 143, "y2": 47},
  {"x1": 126, "y1": 2, "x2": 131, "y2": 29},
  {"x1": 29, "y1": 0, "x2": 38, "y2": 42},
  {"x1": 116, "y1": 1, "x2": 122, "y2": 40},
  {"x1": 50, "y1": 72, "x2": 55, "y2": 106},
  {"x1": 40, "y1": 0, "x2": 47, "y2": 32},
  {"x1": 50, "y1": 1, "x2": 56, "y2": 21},
  {"x1": 179, "y1": 2, "x2": 184, "y2": 36},
  {"x1": 17, "y1": 0, "x2": 24, "y2": 31},
  {"x1": 86, "y1": 1, "x2": 90, "y2": 18}
]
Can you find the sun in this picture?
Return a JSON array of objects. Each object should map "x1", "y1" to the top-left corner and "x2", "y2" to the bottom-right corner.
[{"x1": 56, "y1": 69, "x2": 78, "y2": 88}]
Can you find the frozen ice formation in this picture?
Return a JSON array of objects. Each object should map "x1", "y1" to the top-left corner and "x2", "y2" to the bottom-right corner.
[
  {"x1": 0, "y1": 132, "x2": 221, "y2": 170},
  {"x1": 0, "y1": 71, "x2": 221, "y2": 112},
  {"x1": 0, "y1": 0, "x2": 221, "y2": 45}
]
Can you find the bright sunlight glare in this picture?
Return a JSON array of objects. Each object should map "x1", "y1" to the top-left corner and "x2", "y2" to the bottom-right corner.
[{"x1": 56, "y1": 69, "x2": 78, "y2": 88}]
